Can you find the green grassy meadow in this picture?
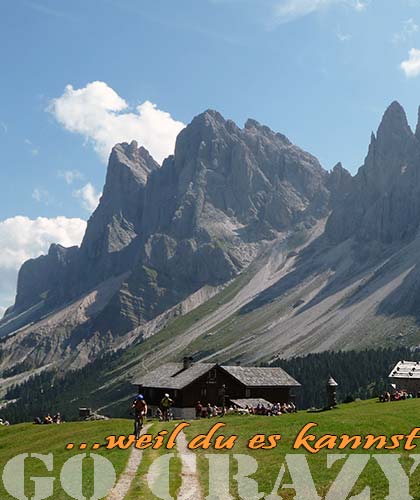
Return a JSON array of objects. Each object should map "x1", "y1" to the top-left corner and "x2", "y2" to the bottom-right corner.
[
  {"x1": 1, "y1": 399, "x2": 420, "y2": 499},
  {"x1": 0, "y1": 419, "x2": 132, "y2": 499},
  {"x1": 184, "y1": 398, "x2": 420, "y2": 500}
]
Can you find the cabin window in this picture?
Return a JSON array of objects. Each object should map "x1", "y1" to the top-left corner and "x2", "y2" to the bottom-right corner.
[
  {"x1": 208, "y1": 369, "x2": 217, "y2": 382},
  {"x1": 201, "y1": 388, "x2": 207, "y2": 398},
  {"x1": 245, "y1": 388, "x2": 251, "y2": 398}
]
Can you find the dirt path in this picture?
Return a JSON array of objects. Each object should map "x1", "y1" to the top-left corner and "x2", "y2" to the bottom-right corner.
[
  {"x1": 177, "y1": 430, "x2": 203, "y2": 500},
  {"x1": 106, "y1": 424, "x2": 151, "y2": 500}
]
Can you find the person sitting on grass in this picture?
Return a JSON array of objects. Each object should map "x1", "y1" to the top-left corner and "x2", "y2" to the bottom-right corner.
[{"x1": 43, "y1": 414, "x2": 53, "y2": 424}]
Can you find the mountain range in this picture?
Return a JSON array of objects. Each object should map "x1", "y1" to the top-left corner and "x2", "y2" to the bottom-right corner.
[{"x1": 2, "y1": 101, "x2": 420, "y2": 405}]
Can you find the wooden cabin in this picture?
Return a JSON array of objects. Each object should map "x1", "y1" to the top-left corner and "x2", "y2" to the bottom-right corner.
[
  {"x1": 389, "y1": 360, "x2": 420, "y2": 394},
  {"x1": 133, "y1": 357, "x2": 301, "y2": 419}
]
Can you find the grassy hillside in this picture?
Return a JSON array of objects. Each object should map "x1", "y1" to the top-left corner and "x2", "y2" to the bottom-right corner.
[
  {"x1": 0, "y1": 419, "x2": 132, "y2": 499},
  {"x1": 0, "y1": 418, "x2": 184, "y2": 500},
  {"x1": 1, "y1": 399, "x2": 420, "y2": 499},
  {"x1": 184, "y1": 398, "x2": 420, "y2": 499}
]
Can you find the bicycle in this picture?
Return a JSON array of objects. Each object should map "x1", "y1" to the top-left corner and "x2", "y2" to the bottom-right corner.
[{"x1": 133, "y1": 411, "x2": 144, "y2": 439}]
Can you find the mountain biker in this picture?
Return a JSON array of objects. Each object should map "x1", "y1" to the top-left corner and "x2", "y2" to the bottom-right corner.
[
  {"x1": 160, "y1": 393, "x2": 173, "y2": 421},
  {"x1": 132, "y1": 394, "x2": 148, "y2": 438}
]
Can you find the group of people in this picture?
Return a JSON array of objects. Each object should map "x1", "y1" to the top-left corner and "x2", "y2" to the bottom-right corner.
[
  {"x1": 379, "y1": 389, "x2": 416, "y2": 402},
  {"x1": 195, "y1": 402, "x2": 227, "y2": 418},
  {"x1": 33, "y1": 412, "x2": 62, "y2": 425},
  {"x1": 195, "y1": 400, "x2": 297, "y2": 418},
  {"x1": 0, "y1": 418, "x2": 10, "y2": 426},
  {"x1": 232, "y1": 401, "x2": 297, "y2": 416},
  {"x1": 131, "y1": 393, "x2": 175, "y2": 424}
]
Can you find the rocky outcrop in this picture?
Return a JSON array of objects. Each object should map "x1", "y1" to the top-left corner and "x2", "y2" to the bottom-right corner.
[
  {"x1": 326, "y1": 162, "x2": 353, "y2": 208},
  {"x1": 10, "y1": 141, "x2": 158, "y2": 321},
  {"x1": 79, "y1": 141, "x2": 159, "y2": 286},
  {"x1": 7, "y1": 101, "x2": 420, "y2": 382},
  {"x1": 326, "y1": 101, "x2": 420, "y2": 244},
  {"x1": 94, "y1": 110, "x2": 331, "y2": 332},
  {"x1": 1, "y1": 109, "x2": 331, "y2": 347},
  {"x1": 13, "y1": 244, "x2": 78, "y2": 315}
]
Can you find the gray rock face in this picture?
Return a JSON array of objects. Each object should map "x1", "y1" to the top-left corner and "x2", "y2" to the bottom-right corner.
[
  {"x1": 79, "y1": 141, "x2": 159, "y2": 286},
  {"x1": 326, "y1": 162, "x2": 353, "y2": 208},
  {"x1": 326, "y1": 101, "x2": 420, "y2": 244},
  {"x1": 8, "y1": 102, "x2": 420, "y2": 379},
  {"x1": 13, "y1": 244, "x2": 78, "y2": 315},
  {"x1": 10, "y1": 141, "x2": 158, "y2": 318},
  {"x1": 95, "y1": 110, "x2": 331, "y2": 332},
  {"x1": 5, "y1": 110, "x2": 331, "y2": 340}
]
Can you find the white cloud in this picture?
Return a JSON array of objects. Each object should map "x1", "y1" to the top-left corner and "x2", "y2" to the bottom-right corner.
[
  {"x1": 32, "y1": 188, "x2": 55, "y2": 205},
  {"x1": 73, "y1": 183, "x2": 101, "y2": 212},
  {"x1": 401, "y1": 48, "x2": 420, "y2": 77},
  {"x1": 393, "y1": 18, "x2": 419, "y2": 44},
  {"x1": 58, "y1": 169, "x2": 83, "y2": 184},
  {"x1": 273, "y1": 0, "x2": 367, "y2": 23},
  {"x1": 353, "y1": 0, "x2": 367, "y2": 11},
  {"x1": 49, "y1": 81, "x2": 185, "y2": 164},
  {"x1": 0, "y1": 216, "x2": 86, "y2": 316}
]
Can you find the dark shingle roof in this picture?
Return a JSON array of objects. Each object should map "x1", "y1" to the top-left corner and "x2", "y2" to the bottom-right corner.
[
  {"x1": 133, "y1": 362, "x2": 217, "y2": 389},
  {"x1": 221, "y1": 365, "x2": 300, "y2": 387},
  {"x1": 133, "y1": 363, "x2": 300, "y2": 389}
]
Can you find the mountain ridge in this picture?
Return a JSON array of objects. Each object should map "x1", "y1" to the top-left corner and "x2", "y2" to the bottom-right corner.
[{"x1": 3, "y1": 102, "x2": 420, "y2": 400}]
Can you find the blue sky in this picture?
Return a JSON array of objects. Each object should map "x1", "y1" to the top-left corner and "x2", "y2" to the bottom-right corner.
[{"x1": 1, "y1": 0, "x2": 420, "y2": 313}]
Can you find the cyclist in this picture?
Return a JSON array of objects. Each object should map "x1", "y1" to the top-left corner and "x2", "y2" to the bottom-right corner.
[
  {"x1": 160, "y1": 393, "x2": 173, "y2": 421},
  {"x1": 131, "y1": 394, "x2": 147, "y2": 438}
]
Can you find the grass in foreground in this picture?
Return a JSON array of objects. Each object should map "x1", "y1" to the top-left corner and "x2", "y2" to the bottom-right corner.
[
  {"x1": 0, "y1": 419, "x2": 132, "y2": 499},
  {"x1": 183, "y1": 398, "x2": 420, "y2": 499},
  {"x1": 2, "y1": 399, "x2": 420, "y2": 499}
]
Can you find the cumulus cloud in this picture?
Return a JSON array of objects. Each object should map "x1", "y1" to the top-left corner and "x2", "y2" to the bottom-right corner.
[
  {"x1": 401, "y1": 48, "x2": 420, "y2": 77},
  {"x1": 73, "y1": 183, "x2": 101, "y2": 212},
  {"x1": 273, "y1": 0, "x2": 367, "y2": 23},
  {"x1": 49, "y1": 81, "x2": 185, "y2": 164},
  {"x1": 393, "y1": 18, "x2": 419, "y2": 44},
  {"x1": 0, "y1": 216, "x2": 86, "y2": 316},
  {"x1": 58, "y1": 169, "x2": 83, "y2": 184}
]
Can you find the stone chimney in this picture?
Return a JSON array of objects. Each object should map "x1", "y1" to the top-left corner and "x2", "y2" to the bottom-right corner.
[{"x1": 183, "y1": 356, "x2": 193, "y2": 370}]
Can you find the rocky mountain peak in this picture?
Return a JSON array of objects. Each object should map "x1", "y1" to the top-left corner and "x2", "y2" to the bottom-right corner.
[
  {"x1": 375, "y1": 100, "x2": 413, "y2": 145},
  {"x1": 326, "y1": 102, "x2": 420, "y2": 244},
  {"x1": 326, "y1": 162, "x2": 353, "y2": 208},
  {"x1": 244, "y1": 118, "x2": 291, "y2": 145},
  {"x1": 244, "y1": 118, "x2": 262, "y2": 130},
  {"x1": 108, "y1": 141, "x2": 159, "y2": 187},
  {"x1": 187, "y1": 109, "x2": 226, "y2": 132},
  {"x1": 77, "y1": 142, "x2": 159, "y2": 286}
]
